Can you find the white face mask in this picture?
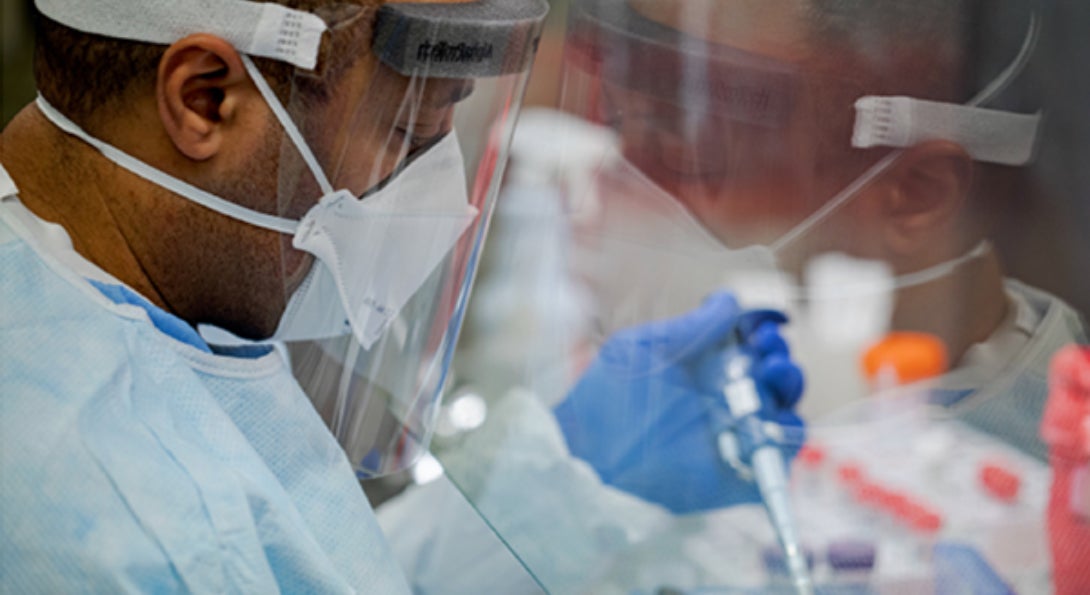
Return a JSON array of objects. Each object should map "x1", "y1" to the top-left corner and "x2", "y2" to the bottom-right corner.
[
  {"x1": 274, "y1": 132, "x2": 477, "y2": 347},
  {"x1": 34, "y1": 55, "x2": 477, "y2": 350}
]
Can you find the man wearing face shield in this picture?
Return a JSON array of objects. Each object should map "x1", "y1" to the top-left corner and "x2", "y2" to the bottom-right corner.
[
  {"x1": 0, "y1": 0, "x2": 546, "y2": 591},
  {"x1": 562, "y1": 0, "x2": 1088, "y2": 460}
]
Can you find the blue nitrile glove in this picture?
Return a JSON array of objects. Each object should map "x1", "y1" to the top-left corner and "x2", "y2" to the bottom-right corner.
[{"x1": 553, "y1": 291, "x2": 805, "y2": 514}]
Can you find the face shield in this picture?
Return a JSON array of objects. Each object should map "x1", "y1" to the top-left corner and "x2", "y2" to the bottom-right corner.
[
  {"x1": 32, "y1": 0, "x2": 549, "y2": 478},
  {"x1": 260, "y1": 1, "x2": 548, "y2": 478},
  {"x1": 559, "y1": 0, "x2": 871, "y2": 372}
]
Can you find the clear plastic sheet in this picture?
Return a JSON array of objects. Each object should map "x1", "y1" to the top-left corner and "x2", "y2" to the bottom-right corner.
[{"x1": 419, "y1": 0, "x2": 1090, "y2": 593}]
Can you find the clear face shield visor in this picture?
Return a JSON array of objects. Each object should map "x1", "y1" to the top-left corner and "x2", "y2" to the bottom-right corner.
[
  {"x1": 561, "y1": 0, "x2": 844, "y2": 358},
  {"x1": 245, "y1": 0, "x2": 548, "y2": 478}
]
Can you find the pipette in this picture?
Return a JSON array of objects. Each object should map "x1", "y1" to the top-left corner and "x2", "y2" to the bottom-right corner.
[{"x1": 716, "y1": 310, "x2": 814, "y2": 595}]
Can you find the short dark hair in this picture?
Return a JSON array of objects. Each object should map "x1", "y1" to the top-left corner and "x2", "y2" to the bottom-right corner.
[{"x1": 33, "y1": 0, "x2": 381, "y2": 128}]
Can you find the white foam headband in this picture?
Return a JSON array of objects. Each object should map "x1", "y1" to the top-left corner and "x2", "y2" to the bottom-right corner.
[
  {"x1": 34, "y1": 0, "x2": 328, "y2": 70},
  {"x1": 850, "y1": 12, "x2": 1043, "y2": 167},
  {"x1": 853, "y1": 97, "x2": 1041, "y2": 166}
]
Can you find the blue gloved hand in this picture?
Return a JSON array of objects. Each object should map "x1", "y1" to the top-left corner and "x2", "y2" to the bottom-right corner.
[{"x1": 554, "y1": 291, "x2": 805, "y2": 514}]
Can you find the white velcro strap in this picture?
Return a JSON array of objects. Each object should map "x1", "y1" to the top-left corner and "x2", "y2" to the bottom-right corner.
[
  {"x1": 852, "y1": 96, "x2": 1042, "y2": 166},
  {"x1": 250, "y1": 4, "x2": 327, "y2": 70},
  {"x1": 35, "y1": 0, "x2": 327, "y2": 70}
]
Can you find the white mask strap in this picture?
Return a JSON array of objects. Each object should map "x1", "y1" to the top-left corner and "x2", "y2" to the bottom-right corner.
[
  {"x1": 890, "y1": 240, "x2": 991, "y2": 290},
  {"x1": 774, "y1": 240, "x2": 993, "y2": 304},
  {"x1": 770, "y1": 151, "x2": 900, "y2": 254},
  {"x1": 35, "y1": 94, "x2": 300, "y2": 235},
  {"x1": 240, "y1": 54, "x2": 335, "y2": 197}
]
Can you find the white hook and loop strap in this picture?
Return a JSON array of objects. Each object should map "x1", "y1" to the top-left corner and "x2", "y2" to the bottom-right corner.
[
  {"x1": 850, "y1": 12, "x2": 1043, "y2": 167},
  {"x1": 853, "y1": 97, "x2": 1041, "y2": 166},
  {"x1": 34, "y1": 0, "x2": 328, "y2": 70}
]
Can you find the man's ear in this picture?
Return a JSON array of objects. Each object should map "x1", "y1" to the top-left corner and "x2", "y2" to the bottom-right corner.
[
  {"x1": 157, "y1": 34, "x2": 251, "y2": 161},
  {"x1": 878, "y1": 140, "x2": 974, "y2": 256}
]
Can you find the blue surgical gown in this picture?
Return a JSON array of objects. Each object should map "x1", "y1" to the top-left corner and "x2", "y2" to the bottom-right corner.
[{"x1": 0, "y1": 205, "x2": 411, "y2": 593}]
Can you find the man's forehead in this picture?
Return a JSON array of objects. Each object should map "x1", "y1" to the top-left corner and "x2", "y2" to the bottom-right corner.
[{"x1": 626, "y1": 0, "x2": 811, "y2": 62}]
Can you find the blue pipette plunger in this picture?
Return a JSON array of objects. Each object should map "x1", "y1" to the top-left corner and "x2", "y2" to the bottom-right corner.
[{"x1": 718, "y1": 310, "x2": 814, "y2": 595}]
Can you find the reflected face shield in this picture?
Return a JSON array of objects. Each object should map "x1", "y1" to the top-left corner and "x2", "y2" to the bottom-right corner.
[
  {"x1": 563, "y1": 0, "x2": 830, "y2": 250},
  {"x1": 423, "y1": 3, "x2": 1078, "y2": 594},
  {"x1": 558, "y1": 0, "x2": 824, "y2": 352},
  {"x1": 562, "y1": 0, "x2": 1041, "y2": 254},
  {"x1": 559, "y1": 0, "x2": 1043, "y2": 341}
]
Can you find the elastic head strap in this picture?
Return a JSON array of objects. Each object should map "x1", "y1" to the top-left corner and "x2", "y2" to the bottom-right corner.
[
  {"x1": 774, "y1": 11, "x2": 1041, "y2": 255},
  {"x1": 35, "y1": 95, "x2": 301, "y2": 235},
  {"x1": 240, "y1": 54, "x2": 336, "y2": 197}
]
